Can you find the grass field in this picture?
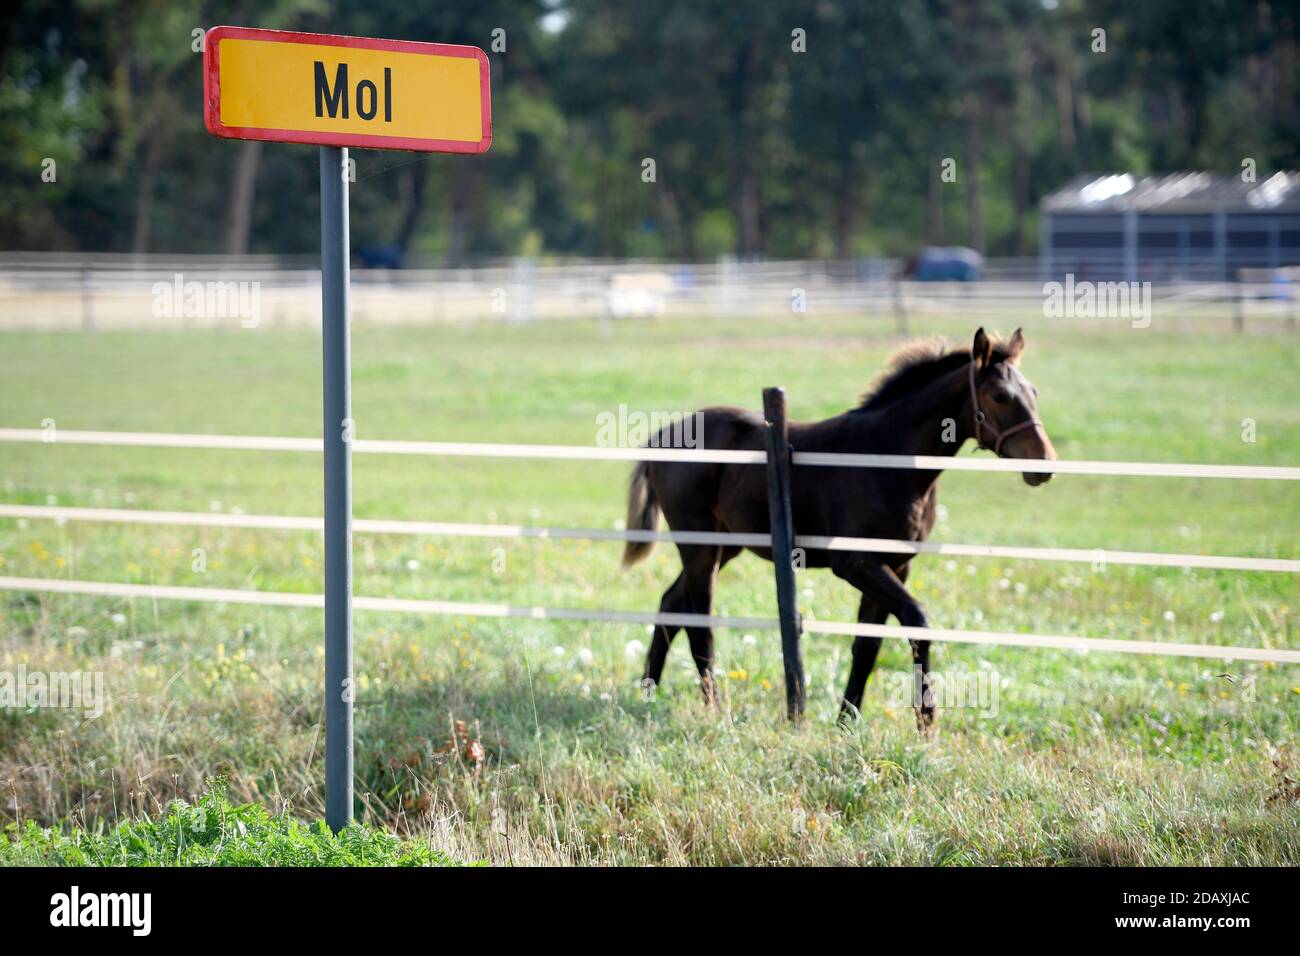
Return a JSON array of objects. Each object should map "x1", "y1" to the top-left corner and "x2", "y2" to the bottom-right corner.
[{"x1": 1, "y1": 310, "x2": 1298, "y2": 865}]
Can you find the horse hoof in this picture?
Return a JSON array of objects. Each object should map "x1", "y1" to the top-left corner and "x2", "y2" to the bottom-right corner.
[
  {"x1": 698, "y1": 677, "x2": 721, "y2": 707},
  {"x1": 914, "y1": 709, "x2": 936, "y2": 737}
]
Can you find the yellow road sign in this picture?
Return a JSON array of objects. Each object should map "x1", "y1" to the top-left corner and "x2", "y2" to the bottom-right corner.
[{"x1": 204, "y1": 26, "x2": 491, "y2": 153}]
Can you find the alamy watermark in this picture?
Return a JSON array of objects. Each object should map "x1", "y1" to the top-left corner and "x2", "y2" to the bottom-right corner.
[
  {"x1": 881, "y1": 666, "x2": 1000, "y2": 717},
  {"x1": 596, "y1": 405, "x2": 703, "y2": 448},
  {"x1": 1043, "y1": 273, "x2": 1151, "y2": 329},
  {"x1": 50, "y1": 886, "x2": 150, "y2": 936},
  {"x1": 1, "y1": 665, "x2": 105, "y2": 719},
  {"x1": 151, "y1": 273, "x2": 261, "y2": 328}
]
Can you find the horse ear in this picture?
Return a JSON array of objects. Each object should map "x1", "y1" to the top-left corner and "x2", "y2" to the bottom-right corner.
[
  {"x1": 1007, "y1": 327, "x2": 1026, "y2": 362},
  {"x1": 972, "y1": 328, "x2": 992, "y2": 368}
]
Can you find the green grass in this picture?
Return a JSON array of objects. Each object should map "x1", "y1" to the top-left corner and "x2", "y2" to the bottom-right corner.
[
  {"x1": 1, "y1": 310, "x2": 1298, "y2": 864},
  {"x1": 1, "y1": 780, "x2": 465, "y2": 866}
]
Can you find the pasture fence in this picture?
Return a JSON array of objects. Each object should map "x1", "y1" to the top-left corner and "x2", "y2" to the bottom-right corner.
[
  {"x1": 1, "y1": 252, "x2": 1295, "y2": 330},
  {"x1": 2, "y1": 417, "x2": 1298, "y2": 712}
]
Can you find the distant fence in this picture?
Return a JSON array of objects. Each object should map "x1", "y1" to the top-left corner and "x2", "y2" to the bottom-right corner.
[{"x1": 0, "y1": 252, "x2": 1294, "y2": 330}]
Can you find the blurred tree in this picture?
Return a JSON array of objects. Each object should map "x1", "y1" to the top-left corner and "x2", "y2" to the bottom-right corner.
[{"x1": 1, "y1": 0, "x2": 1296, "y2": 259}]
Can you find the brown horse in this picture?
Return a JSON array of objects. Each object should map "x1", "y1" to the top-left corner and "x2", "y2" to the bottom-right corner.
[{"x1": 620, "y1": 327, "x2": 1056, "y2": 725}]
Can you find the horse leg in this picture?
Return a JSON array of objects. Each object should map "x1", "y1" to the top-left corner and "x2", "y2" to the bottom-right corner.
[
  {"x1": 838, "y1": 596, "x2": 885, "y2": 721},
  {"x1": 880, "y1": 559, "x2": 936, "y2": 730},
  {"x1": 832, "y1": 558, "x2": 933, "y2": 731},
  {"x1": 680, "y1": 544, "x2": 736, "y2": 705},
  {"x1": 910, "y1": 637, "x2": 934, "y2": 731},
  {"x1": 643, "y1": 572, "x2": 686, "y2": 688}
]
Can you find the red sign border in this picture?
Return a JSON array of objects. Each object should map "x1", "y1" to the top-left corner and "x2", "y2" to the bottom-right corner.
[{"x1": 203, "y1": 26, "x2": 492, "y2": 154}]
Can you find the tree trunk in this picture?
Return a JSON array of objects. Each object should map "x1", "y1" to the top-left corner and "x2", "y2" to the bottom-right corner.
[
  {"x1": 655, "y1": 183, "x2": 688, "y2": 258},
  {"x1": 1009, "y1": 41, "x2": 1033, "y2": 256},
  {"x1": 448, "y1": 165, "x2": 478, "y2": 267},
  {"x1": 1054, "y1": 51, "x2": 1076, "y2": 150},
  {"x1": 131, "y1": 120, "x2": 166, "y2": 254},
  {"x1": 729, "y1": 39, "x2": 763, "y2": 258},
  {"x1": 395, "y1": 161, "x2": 428, "y2": 258},
  {"x1": 130, "y1": 76, "x2": 172, "y2": 255},
  {"x1": 1011, "y1": 141, "x2": 1030, "y2": 256},
  {"x1": 832, "y1": 161, "x2": 860, "y2": 259},
  {"x1": 963, "y1": 94, "x2": 984, "y2": 254},
  {"x1": 224, "y1": 140, "x2": 263, "y2": 255},
  {"x1": 927, "y1": 136, "x2": 945, "y2": 245},
  {"x1": 735, "y1": 168, "x2": 761, "y2": 258}
]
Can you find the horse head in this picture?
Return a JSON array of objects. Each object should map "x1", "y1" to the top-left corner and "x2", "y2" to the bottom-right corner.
[{"x1": 969, "y1": 327, "x2": 1057, "y2": 485}]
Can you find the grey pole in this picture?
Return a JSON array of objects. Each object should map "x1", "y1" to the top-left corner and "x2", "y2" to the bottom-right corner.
[{"x1": 320, "y1": 146, "x2": 353, "y2": 833}]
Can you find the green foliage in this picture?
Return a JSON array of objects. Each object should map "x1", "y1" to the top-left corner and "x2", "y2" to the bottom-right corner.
[
  {"x1": 2, "y1": 0, "x2": 1295, "y2": 258},
  {"x1": 1, "y1": 780, "x2": 467, "y2": 866}
]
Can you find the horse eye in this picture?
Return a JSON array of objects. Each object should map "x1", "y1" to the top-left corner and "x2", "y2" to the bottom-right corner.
[{"x1": 992, "y1": 391, "x2": 1012, "y2": 405}]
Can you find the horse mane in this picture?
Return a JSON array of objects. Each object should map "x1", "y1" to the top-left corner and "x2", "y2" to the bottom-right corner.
[{"x1": 856, "y1": 334, "x2": 1018, "y2": 411}]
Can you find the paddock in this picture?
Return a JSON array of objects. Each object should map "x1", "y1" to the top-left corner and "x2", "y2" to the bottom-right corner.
[{"x1": 1, "y1": 307, "x2": 1297, "y2": 864}]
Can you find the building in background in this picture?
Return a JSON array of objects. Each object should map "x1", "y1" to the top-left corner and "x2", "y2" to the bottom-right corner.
[{"x1": 1039, "y1": 172, "x2": 1300, "y2": 282}]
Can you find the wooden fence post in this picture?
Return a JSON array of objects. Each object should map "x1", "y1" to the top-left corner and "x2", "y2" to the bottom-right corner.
[{"x1": 763, "y1": 386, "x2": 805, "y2": 718}]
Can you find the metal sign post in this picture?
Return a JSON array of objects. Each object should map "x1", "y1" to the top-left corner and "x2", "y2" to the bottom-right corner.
[
  {"x1": 320, "y1": 145, "x2": 353, "y2": 832},
  {"x1": 203, "y1": 25, "x2": 491, "y2": 832}
]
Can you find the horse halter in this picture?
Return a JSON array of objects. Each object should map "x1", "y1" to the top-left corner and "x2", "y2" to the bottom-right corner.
[{"x1": 968, "y1": 360, "x2": 1043, "y2": 455}]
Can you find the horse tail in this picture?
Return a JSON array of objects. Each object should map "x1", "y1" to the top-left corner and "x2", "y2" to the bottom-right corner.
[{"x1": 621, "y1": 460, "x2": 659, "y2": 568}]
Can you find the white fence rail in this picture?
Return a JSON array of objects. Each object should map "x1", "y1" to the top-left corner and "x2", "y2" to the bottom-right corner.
[
  {"x1": 4, "y1": 576, "x2": 1296, "y2": 665},
  {"x1": 5, "y1": 504, "x2": 1297, "y2": 573},
  {"x1": 3, "y1": 428, "x2": 1298, "y2": 481}
]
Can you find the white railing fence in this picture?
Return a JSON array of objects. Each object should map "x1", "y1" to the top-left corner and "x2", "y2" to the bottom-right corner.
[
  {"x1": 2, "y1": 426, "x2": 1297, "y2": 666},
  {"x1": 0, "y1": 252, "x2": 1294, "y2": 330}
]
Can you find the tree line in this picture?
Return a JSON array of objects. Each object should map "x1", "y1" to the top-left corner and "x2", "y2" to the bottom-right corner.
[{"x1": 2, "y1": 0, "x2": 1296, "y2": 261}]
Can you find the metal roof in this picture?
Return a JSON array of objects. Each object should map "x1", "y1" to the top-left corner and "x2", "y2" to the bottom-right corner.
[{"x1": 1041, "y1": 172, "x2": 1300, "y2": 214}]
